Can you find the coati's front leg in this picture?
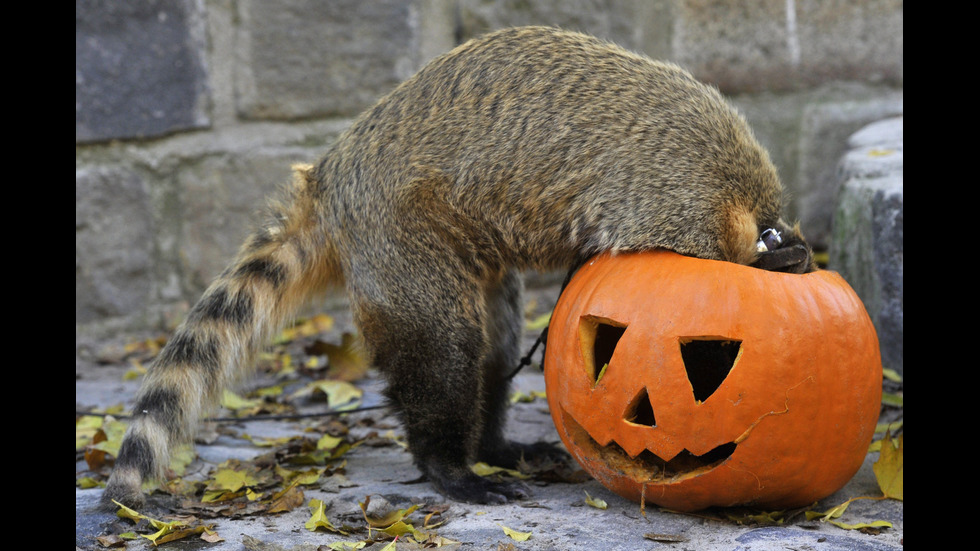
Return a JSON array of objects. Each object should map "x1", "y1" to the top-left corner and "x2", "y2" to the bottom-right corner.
[
  {"x1": 475, "y1": 269, "x2": 568, "y2": 470},
  {"x1": 751, "y1": 222, "x2": 816, "y2": 273},
  {"x1": 349, "y1": 259, "x2": 530, "y2": 504}
]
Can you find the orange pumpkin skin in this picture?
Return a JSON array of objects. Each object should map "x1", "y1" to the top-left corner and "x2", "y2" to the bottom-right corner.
[{"x1": 544, "y1": 250, "x2": 882, "y2": 512}]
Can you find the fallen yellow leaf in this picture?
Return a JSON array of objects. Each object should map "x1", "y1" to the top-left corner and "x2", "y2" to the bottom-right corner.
[
  {"x1": 327, "y1": 542, "x2": 367, "y2": 550},
  {"x1": 359, "y1": 496, "x2": 420, "y2": 529},
  {"x1": 471, "y1": 462, "x2": 529, "y2": 479},
  {"x1": 113, "y1": 501, "x2": 143, "y2": 523},
  {"x1": 873, "y1": 432, "x2": 903, "y2": 500},
  {"x1": 323, "y1": 332, "x2": 370, "y2": 381},
  {"x1": 210, "y1": 466, "x2": 258, "y2": 492},
  {"x1": 306, "y1": 498, "x2": 347, "y2": 534},
  {"x1": 275, "y1": 465, "x2": 326, "y2": 486},
  {"x1": 317, "y1": 433, "x2": 344, "y2": 451},
  {"x1": 585, "y1": 491, "x2": 608, "y2": 510},
  {"x1": 76, "y1": 415, "x2": 104, "y2": 450},
  {"x1": 526, "y1": 312, "x2": 552, "y2": 331},
  {"x1": 499, "y1": 524, "x2": 532, "y2": 541},
  {"x1": 805, "y1": 495, "x2": 891, "y2": 531},
  {"x1": 829, "y1": 519, "x2": 892, "y2": 530},
  {"x1": 510, "y1": 390, "x2": 546, "y2": 403},
  {"x1": 86, "y1": 417, "x2": 128, "y2": 465},
  {"x1": 221, "y1": 389, "x2": 262, "y2": 412},
  {"x1": 111, "y1": 501, "x2": 219, "y2": 545},
  {"x1": 292, "y1": 380, "x2": 363, "y2": 409},
  {"x1": 146, "y1": 524, "x2": 212, "y2": 545},
  {"x1": 881, "y1": 368, "x2": 902, "y2": 382},
  {"x1": 806, "y1": 499, "x2": 853, "y2": 521},
  {"x1": 275, "y1": 313, "x2": 334, "y2": 343},
  {"x1": 265, "y1": 483, "x2": 305, "y2": 513}
]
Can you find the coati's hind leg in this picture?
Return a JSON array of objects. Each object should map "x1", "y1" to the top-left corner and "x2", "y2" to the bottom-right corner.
[
  {"x1": 349, "y1": 259, "x2": 528, "y2": 504},
  {"x1": 475, "y1": 270, "x2": 568, "y2": 470}
]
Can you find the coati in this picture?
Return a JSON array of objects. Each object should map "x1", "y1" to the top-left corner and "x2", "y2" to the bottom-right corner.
[{"x1": 102, "y1": 26, "x2": 814, "y2": 508}]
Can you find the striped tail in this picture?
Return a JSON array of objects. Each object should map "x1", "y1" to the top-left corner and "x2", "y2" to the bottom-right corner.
[{"x1": 101, "y1": 164, "x2": 342, "y2": 509}]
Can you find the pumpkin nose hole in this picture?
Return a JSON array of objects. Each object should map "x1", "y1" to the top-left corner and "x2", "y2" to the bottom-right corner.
[
  {"x1": 579, "y1": 317, "x2": 627, "y2": 386},
  {"x1": 679, "y1": 338, "x2": 741, "y2": 402},
  {"x1": 625, "y1": 388, "x2": 656, "y2": 427}
]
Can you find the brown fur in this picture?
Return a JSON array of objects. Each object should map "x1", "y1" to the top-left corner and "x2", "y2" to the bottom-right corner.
[{"x1": 103, "y1": 26, "x2": 812, "y2": 509}]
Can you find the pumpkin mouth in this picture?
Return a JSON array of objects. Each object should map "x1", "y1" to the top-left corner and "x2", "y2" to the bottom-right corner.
[{"x1": 560, "y1": 406, "x2": 736, "y2": 484}]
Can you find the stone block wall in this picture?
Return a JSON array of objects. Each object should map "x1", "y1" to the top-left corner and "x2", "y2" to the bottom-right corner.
[
  {"x1": 76, "y1": 0, "x2": 903, "y2": 342},
  {"x1": 831, "y1": 117, "x2": 903, "y2": 375}
]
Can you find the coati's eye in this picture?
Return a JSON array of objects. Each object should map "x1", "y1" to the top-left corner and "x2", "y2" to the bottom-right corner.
[{"x1": 755, "y1": 228, "x2": 782, "y2": 252}]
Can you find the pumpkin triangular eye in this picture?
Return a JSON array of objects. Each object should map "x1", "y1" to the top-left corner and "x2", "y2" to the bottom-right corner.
[
  {"x1": 579, "y1": 316, "x2": 627, "y2": 387},
  {"x1": 679, "y1": 338, "x2": 741, "y2": 402},
  {"x1": 624, "y1": 387, "x2": 656, "y2": 427}
]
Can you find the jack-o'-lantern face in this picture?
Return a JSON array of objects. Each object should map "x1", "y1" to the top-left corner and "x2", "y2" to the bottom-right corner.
[{"x1": 544, "y1": 251, "x2": 882, "y2": 512}]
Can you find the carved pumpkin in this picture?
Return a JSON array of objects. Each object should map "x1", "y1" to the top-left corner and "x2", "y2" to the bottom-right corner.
[{"x1": 543, "y1": 250, "x2": 882, "y2": 512}]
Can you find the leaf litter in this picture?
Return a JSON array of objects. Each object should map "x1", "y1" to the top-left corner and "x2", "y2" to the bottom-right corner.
[
  {"x1": 79, "y1": 314, "x2": 500, "y2": 547},
  {"x1": 78, "y1": 313, "x2": 903, "y2": 546},
  {"x1": 78, "y1": 315, "x2": 386, "y2": 544}
]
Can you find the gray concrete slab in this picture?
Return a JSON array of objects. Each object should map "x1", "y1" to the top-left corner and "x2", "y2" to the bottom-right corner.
[{"x1": 76, "y1": 356, "x2": 902, "y2": 550}]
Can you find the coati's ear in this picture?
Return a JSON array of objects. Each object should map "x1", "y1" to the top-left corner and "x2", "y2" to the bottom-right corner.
[{"x1": 750, "y1": 223, "x2": 815, "y2": 274}]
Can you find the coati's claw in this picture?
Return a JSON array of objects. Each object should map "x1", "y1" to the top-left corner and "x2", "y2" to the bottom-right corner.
[
  {"x1": 482, "y1": 441, "x2": 571, "y2": 470},
  {"x1": 434, "y1": 474, "x2": 529, "y2": 505}
]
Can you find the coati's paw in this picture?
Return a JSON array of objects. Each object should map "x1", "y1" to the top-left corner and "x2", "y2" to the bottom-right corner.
[
  {"x1": 753, "y1": 243, "x2": 810, "y2": 272},
  {"x1": 481, "y1": 440, "x2": 571, "y2": 470},
  {"x1": 435, "y1": 473, "x2": 529, "y2": 505},
  {"x1": 751, "y1": 228, "x2": 814, "y2": 273},
  {"x1": 99, "y1": 490, "x2": 145, "y2": 512}
]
